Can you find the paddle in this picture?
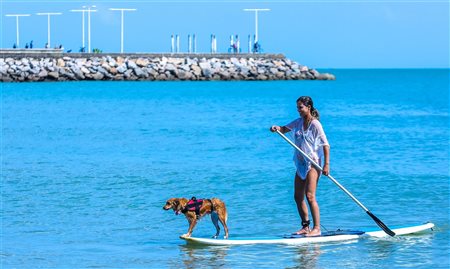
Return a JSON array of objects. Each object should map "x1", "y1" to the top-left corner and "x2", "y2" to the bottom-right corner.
[{"x1": 275, "y1": 130, "x2": 396, "y2": 237}]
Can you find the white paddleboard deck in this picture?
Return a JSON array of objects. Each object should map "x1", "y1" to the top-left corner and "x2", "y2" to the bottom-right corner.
[{"x1": 181, "y1": 222, "x2": 434, "y2": 246}]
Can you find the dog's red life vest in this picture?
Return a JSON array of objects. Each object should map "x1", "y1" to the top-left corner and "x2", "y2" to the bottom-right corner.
[
  {"x1": 182, "y1": 197, "x2": 203, "y2": 215},
  {"x1": 182, "y1": 197, "x2": 213, "y2": 218}
]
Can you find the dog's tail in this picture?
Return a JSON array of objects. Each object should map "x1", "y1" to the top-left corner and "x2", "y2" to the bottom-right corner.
[
  {"x1": 212, "y1": 198, "x2": 227, "y2": 222},
  {"x1": 221, "y1": 201, "x2": 228, "y2": 222}
]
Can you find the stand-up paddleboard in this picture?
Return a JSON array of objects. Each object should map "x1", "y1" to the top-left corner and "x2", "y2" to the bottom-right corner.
[{"x1": 181, "y1": 222, "x2": 434, "y2": 246}]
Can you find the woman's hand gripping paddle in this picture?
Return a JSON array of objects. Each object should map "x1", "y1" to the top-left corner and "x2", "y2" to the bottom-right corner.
[{"x1": 275, "y1": 130, "x2": 396, "y2": 237}]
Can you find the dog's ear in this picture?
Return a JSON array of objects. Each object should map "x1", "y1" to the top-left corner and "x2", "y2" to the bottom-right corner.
[{"x1": 174, "y1": 199, "x2": 183, "y2": 210}]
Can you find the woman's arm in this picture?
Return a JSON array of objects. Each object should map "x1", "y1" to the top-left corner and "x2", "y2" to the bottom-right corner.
[{"x1": 322, "y1": 145, "x2": 330, "y2": 176}]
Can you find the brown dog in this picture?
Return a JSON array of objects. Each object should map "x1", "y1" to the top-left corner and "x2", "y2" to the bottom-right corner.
[{"x1": 163, "y1": 197, "x2": 229, "y2": 239}]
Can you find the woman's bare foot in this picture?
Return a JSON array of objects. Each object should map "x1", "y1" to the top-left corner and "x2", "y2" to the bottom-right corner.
[
  {"x1": 292, "y1": 226, "x2": 310, "y2": 235},
  {"x1": 305, "y1": 228, "x2": 321, "y2": 237}
]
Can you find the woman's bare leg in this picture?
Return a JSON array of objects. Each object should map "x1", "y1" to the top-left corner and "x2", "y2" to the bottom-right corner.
[
  {"x1": 305, "y1": 167, "x2": 321, "y2": 236},
  {"x1": 293, "y1": 173, "x2": 310, "y2": 234}
]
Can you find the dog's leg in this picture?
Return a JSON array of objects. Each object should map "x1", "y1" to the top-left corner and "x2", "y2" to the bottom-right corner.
[
  {"x1": 218, "y1": 211, "x2": 229, "y2": 239},
  {"x1": 210, "y1": 212, "x2": 220, "y2": 238},
  {"x1": 181, "y1": 217, "x2": 197, "y2": 238}
]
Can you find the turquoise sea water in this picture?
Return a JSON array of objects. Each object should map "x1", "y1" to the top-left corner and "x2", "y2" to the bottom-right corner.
[{"x1": 2, "y1": 69, "x2": 449, "y2": 268}]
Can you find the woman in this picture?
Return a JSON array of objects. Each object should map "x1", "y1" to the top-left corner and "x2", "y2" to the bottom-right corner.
[{"x1": 270, "y1": 96, "x2": 330, "y2": 236}]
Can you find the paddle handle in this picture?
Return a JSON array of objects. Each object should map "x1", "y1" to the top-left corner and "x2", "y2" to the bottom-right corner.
[{"x1": 275, "y1": 130, "x2": 395, "y2": 236}]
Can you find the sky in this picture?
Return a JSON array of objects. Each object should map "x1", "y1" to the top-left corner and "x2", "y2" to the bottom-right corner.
[{"x1": 1, "y1": 0, "x2": 449, "y2": 68}]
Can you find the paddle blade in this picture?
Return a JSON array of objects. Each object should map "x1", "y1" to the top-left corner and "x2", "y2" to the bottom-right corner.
[{"x1": 367, "y1": 211, "x2": 396, "y2": 236}]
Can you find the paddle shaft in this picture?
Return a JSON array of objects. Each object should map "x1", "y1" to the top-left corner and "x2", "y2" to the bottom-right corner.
[{"x1": 276, "y1": 130, "x2": 395, "y2": 236}]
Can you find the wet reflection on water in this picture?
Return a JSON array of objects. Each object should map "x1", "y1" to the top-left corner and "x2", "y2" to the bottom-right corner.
[
  {"x1": 178, "y1": 244, "x2": 229, "y2": 269},
  {"x1": 287, "y1": 244, "x2": 322, "y2": 269}
]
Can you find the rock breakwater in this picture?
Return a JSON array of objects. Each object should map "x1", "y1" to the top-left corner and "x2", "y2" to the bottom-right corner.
[{"x1": 0, "y1": 53, "x2": 335, "y2": 82}]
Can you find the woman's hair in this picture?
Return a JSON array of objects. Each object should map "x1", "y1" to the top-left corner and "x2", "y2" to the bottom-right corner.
[{"x1": 297, "y1": 96, "x2": 320, "y2": 121}]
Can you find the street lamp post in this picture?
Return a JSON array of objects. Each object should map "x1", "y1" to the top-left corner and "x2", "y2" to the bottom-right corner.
[
  {"x1": 109, "y1": 8, "x2": 137, "y2": 53},
  {"x1": 36, "y1": 12, "x2": 62, "y2": 48},
  {"x1": 70, "y1": 6, "x2": 96, "y2": 52},
  {"x1": 70, "y1": 9, "x2": 86, "y2": 51},
  {"x1": 86, "y1": 6, "x2": 97, "y2": 53},
  {"x1": 5, "y1": 14, "x2": 30, "y2": 47},
  {"x1": 243, "y1": 8, "x2": 270, "y2": 46}
]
